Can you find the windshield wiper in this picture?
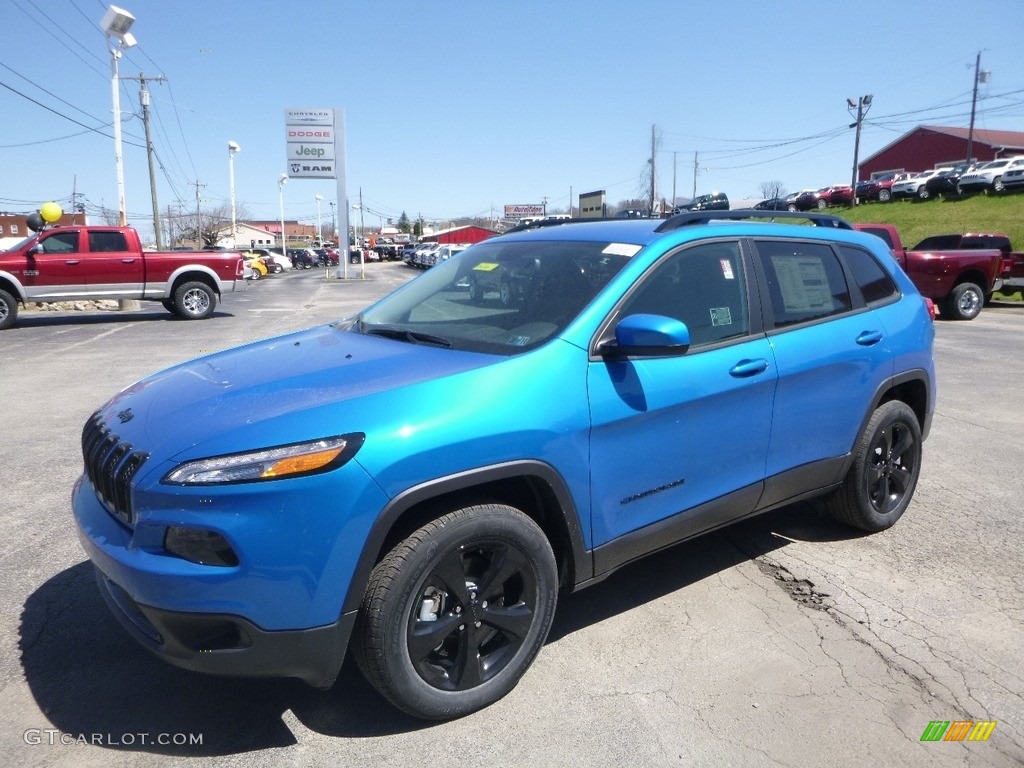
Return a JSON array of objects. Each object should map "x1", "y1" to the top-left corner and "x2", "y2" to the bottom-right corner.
[{"x1": 363, "y1": 325, "x2": 452, "y2": 348}]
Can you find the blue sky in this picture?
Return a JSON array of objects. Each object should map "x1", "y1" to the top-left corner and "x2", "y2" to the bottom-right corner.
[{"x1": 2, "y1": 0, "x2": 1023, "y2": 237}]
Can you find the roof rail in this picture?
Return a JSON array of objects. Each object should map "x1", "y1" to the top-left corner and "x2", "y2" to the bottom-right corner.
[{"x1": 654, "y1": 209, "x2": 853, "y2": 233}]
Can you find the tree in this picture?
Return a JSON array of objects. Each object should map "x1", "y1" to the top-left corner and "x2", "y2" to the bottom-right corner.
[
  {"x1": 175, "y1": 202, "x2": 236, "y2": 248},
  {"x1": 398, "y1": 211, "x2": 410, "y2": 234},
  {"x1": 759, "y1": 181, "x2": 786, "y2": 201}
]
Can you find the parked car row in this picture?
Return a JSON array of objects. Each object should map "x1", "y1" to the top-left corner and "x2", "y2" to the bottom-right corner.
[
  {"x1": 403, "y1": 241, "x2": 471, "y2": 269},
  {"x1": 240, "y1": 246, "x2": 341, "y2": 279},
  {"x1": 752, "y1": 156, "x2": 1024, "y2": 213}
]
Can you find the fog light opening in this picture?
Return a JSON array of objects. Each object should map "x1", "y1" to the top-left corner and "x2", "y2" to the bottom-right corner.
[{"x1": 164, "y1": 527, "x2": 239, "y2": 567}]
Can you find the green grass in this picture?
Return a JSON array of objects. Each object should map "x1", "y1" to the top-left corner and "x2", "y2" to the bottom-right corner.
[{"x1": 824, "y1": 191, "x2": 1024, "y2": 251}]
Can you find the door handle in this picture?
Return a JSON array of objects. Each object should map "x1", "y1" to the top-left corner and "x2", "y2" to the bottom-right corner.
[
  {"x1": 64, "y1": 259, "x2": 80, "y2": 265},
  {"x1": 121, "y1": 258, "x2": 136, "y2": 264},
  {"x1": 729, "y1": 358, "x2": 769, "y2": 378},
  {"x1": 856, "y1": 330, "x2": 883, "y2": 346}
]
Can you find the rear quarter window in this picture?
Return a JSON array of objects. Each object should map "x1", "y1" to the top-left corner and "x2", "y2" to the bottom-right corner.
[{"x1": 838, "y1": 245, "x2": 899, "y2": 306}]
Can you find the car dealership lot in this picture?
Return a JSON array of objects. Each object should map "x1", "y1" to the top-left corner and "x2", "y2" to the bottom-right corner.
[{"x1": 1, "y1": 266, "x2": 1022, "y2": 766}]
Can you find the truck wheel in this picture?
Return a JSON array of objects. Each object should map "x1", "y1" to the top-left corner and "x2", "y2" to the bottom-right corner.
[
  {"x1": 944, "y1": 282, "x2": 983, "y2": 320},
  {"x1": 173, "y1": 281, "x2": 216, "y2": 320},
  {"x1": 827, "y1": 401, "x2": 922, "y2": 532},
  {"x1": 878, "y1": 188, "x2": 891, "y2": 202},
  {"x1": 353, "y1": 504, "x2": 557, "y2": 720},
  {"x1": 0, "y1": 288, "x2": 19, "y2": 330}
]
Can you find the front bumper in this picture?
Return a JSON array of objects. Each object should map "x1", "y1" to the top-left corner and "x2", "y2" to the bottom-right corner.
[{"x1": 94, "y1": 566, "x2": 355, "y2": 687}]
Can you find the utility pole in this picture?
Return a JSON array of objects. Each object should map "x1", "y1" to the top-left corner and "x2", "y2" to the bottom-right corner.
[
  {"x1": 692, "y1": 151, "x2": 699, "y2": 198},
  {"x1": 672, "y1": 151, "x2": 677, "y2": 209},
  {"x1": 847, "y1": 94, "x2": 873, "y2": 207},
  {"x1": 966, "y1": 52, "x2": 987, "y2": 165},
  {"x1": 191, "y1": 179, "x2": 206, "y2": 247},
  {"x1": 122, "y1": 73, "x2": 167, "y2": 248},
  {"x1": 649, "y1": 124, "x2": 656, "y2": 215}
]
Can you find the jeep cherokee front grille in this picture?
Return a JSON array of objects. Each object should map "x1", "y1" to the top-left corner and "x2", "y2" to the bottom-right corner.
[{"x1": 81, "y1": 412, "x2": 148, "y2": 528}]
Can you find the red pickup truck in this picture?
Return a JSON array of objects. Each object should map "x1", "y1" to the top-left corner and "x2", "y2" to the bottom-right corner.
[
  {"x1": 0, "y1": 225, "x2": 244, "y2": 330},
  {"x1": 852, "y1": 224, "x2": 1005, "y2": 320}
]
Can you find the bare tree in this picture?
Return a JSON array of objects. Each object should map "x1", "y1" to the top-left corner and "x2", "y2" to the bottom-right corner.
[
  {"x1": 176, "y1": 202, "x2": 235, "y2": 248},
  {"x1": 759, "y1": 181, "x2": 786, "y2": 200}
]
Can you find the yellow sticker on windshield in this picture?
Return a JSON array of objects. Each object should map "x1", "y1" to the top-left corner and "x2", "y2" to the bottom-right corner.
[
  {"x1": 473, "y1": 262, "x2": 500, "y2": 272},
  {"x1": 603, "y1": 243, "x2": 642, "y2": 257}
]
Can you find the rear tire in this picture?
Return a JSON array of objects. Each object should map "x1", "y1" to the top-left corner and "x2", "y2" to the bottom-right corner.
[
  {"x1": 353, "y1": 504, "x2": 557, "y2": 720},
  {"x1": 827, "y1": 401, "x2": 922, "y2": 532},
  {"x1": 172, "y1": 281, "x2": 216, "y2": 320},
  {"x1": 0, "y1": 288, "x2": 19, "y2": 330},
  {"x1": 943, "y1": 282, "x2": 983, "y2": 320}
]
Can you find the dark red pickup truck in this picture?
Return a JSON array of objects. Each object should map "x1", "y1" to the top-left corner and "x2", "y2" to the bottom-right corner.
[
  {"x1": 0, "y1": 225, "x2": 244, "y2": 330},
  {"x1": 852, "y1": 224, "x2": 1006, "y2": 320}
]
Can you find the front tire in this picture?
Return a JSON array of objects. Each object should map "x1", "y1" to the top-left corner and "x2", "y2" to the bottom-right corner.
[
  {"x1": 944, "y1": 282, "x2": 983, "y2": 320},
  {"x1": 993, "y1": 176, "x2": 1004, "y2": 193},
  {"x1": 172, "y1": 281, "x2": 216, "y2": 320},
  {"x1": 878, "y1": 188, "x2": 891, "y2": 202},
  {"x1": 0, "y1": 288, "x2": 19, "y2": 330},
  {"x1": 827, "y1": 401, "x2": 922, "y2": 532},
  {"x1": 816, "y1": 198, "x2": 827, "y2": 209},
  {"x1": 353, "y1": 504, "x2": 557, "y2": 720}
]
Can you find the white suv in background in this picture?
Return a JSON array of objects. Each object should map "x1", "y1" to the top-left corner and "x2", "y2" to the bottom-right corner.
[{"x1": 958, "y1": 156, "x2": 1024, "y2": 194}]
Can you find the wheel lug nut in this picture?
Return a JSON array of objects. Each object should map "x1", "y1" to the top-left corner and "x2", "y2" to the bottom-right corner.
[
  {"x1": 481, "y1": 600, "x2": 488, "y2": 608},
  {"x1": 458, "y1": 624, "x2": 465, "y2": 631},
  {"x1": 475, "y1": 621, "x2": 481, "y2": 628}
]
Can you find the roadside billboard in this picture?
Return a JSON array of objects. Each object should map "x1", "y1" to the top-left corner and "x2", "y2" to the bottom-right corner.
[{"x1": 504, "y1": 204, "x2": 545, "y2": 220}]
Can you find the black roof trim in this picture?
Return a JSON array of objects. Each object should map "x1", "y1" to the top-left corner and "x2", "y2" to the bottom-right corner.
[{"x1": 654, "y1": 209, "x2": 853, "y2": 233}]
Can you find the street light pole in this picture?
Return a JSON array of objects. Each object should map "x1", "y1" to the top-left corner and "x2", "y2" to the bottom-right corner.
[
  {"x1": 278, "y1": 173, "x2": 288, "y2": 255},
  {"x1": 315, "y1": 194, "x2": 323, "y2": 244},
  {"x1": 329, "y1": 201, "x2": 336, "y2": 242},
  {"x1": 100, "y1": 5, "x2": 137, "y2": 227},
  {"x1": 848, "y1": 94, "x2": 873, "y2": 207},
  {"x1": 228, "y1": 141, "x2": 240, "y2": 247}
]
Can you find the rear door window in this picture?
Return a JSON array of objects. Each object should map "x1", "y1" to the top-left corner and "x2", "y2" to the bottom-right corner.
[{"x1": 754, "y1": 240, "x2": 852, "y2": 328}]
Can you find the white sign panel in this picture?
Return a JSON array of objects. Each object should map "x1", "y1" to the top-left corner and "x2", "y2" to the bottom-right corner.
[
  {"x1": 287, "y1": 142, "x2": 336, "y2": 161},
  {"x1": 285, "y1": 108, "x2": 333, "y2": 126},
  {"x1": 287, "y1": 161, "x2": 336, "y2": 179},
  {"x1": 285, "y1": 126, "x2": 334, "y2": 144}
]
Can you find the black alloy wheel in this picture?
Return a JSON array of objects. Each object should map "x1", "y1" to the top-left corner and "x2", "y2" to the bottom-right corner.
[
  {"x1": 353, "y1": 504, "x2": 557, "y2": 720},
  {"x1": 828, "y1": 401, "x2": 922, "y2": 531}
]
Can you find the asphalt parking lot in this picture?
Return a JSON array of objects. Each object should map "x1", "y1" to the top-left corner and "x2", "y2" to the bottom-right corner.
[{"x1": 1, "y1": 264, "x2": 1022, "y2": 767}]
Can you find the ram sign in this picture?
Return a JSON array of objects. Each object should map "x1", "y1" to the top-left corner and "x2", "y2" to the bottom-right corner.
[{"x1": 504, "y1": 204, "x2": 545, "y2": 220}]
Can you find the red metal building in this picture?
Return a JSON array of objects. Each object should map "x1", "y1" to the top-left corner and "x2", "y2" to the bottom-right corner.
[
  {"x1": 423, "y1": 225, "x2": 496, "y2": 245},
  {"x1": 859, "y1": 125, "x2": 1024, "y2": 179}
]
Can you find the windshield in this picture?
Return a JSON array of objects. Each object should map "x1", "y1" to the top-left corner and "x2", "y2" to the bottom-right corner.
[{"x1": 351, "y1": 238, "x2": 634, "y2": 354}]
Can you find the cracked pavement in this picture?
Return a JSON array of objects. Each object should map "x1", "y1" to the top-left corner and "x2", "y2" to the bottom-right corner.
[{"x1": 0, "y1": 268, "x2": 1021, "y2": 767}]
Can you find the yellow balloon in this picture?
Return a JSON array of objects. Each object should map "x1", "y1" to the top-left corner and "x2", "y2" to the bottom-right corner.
[{"x1": 40, "y1": 201, "x2": 62, "y2": 223}]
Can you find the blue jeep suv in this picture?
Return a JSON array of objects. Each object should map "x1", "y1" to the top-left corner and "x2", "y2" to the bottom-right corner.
[{"x1": 73, "y1": 211, "x2": 936, "y2": 720}]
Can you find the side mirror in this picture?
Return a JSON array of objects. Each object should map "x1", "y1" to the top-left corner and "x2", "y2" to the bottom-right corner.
[{"x1": 602, "y1": 313, "x2": 691, "y2": 358}]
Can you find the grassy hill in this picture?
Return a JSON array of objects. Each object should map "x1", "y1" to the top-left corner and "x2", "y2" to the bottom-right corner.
[{"x1": 820, "y1": 192, "x2": 1024, "y2": 251}]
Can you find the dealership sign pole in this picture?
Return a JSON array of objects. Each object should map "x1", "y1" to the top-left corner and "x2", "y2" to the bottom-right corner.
[{"x1": 285, "y1": 108, "x2": 351, "y2": 277}]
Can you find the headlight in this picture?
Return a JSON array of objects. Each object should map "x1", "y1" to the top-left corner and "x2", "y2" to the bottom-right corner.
[{"x1": 162, "y1": 434, "x2": 363, "y2": 485}]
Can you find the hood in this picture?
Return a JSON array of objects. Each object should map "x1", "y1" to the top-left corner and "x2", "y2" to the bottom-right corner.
[{"x1": 96, "y1": 324, "x2": 497, "y2": 463}]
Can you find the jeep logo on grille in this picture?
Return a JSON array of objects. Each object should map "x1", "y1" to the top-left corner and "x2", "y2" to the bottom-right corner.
[{"x1": 117, "y1": 408, "x2": 134, "y2": 424}]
